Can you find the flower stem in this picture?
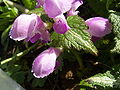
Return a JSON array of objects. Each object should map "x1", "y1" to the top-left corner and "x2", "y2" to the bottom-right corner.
[
  {"x1": 0, "y1": 43, "x2": 41, "y2": 65},
  {"x1": 3, "y1": 0, "x2": 29, "y2": 13}
]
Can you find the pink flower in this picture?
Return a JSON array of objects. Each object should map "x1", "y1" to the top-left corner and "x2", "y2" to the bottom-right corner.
[
  {"x1": 9, "y1": 14, "x2": 50, "y2": 43},
  {"x1": 85, "y1": 17, "x2": 112, "y2": 38},
  {"x1": 36, "y1": 0, "x2": 83, "y2": 34},
  {"x1": 31, "y1": 47, "x2": 61, "y2": 78},
  {"x1": 43, "y1": 0, "x2": 72, "y2": 34},
  {"x1": 36, "y1": 0, "x2": 74, "y2": 34},
  {"x1": 53, "y1": 14, "x2": 70, "y2": 34}
]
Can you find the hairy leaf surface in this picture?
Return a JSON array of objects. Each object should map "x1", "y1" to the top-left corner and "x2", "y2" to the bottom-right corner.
[{"x1": 109, "y1": 11, "x2": 120, "y2": 53}]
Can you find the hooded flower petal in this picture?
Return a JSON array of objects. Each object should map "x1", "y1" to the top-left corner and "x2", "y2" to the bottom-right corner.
[
  {"x1": 53, "y1": 14, "x2": 70, "y2": 34},
  {"x1": 9, "y1": 14, "x2": 38, "y2": 41},
  {"x1": 43, "y1": 0, "x2": 72, "y2": 18},
  {"x1": 67, "y1": 0, "x2": 83, "y2": 16},
  {"x1": 10, "y1": 14, "x2": 50, "y2": 43},
  {"x1": 85, "y1": 17, "x2": 112, "y2": 38},
  {"x1": 32, "y1": 47, "x2": 61, "y2": 78}
]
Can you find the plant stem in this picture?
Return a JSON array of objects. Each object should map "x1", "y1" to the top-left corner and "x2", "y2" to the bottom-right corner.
[
  {"x1": 72, "y1": 50, "x2": 84, "y2": 70},
  {"x1": 3, "y1": 0, "x2": 29, "y2": 13},
  {"x1": 0, "y1": 43, "x2": 41, "y2": 65},
  {"x1": 110, "y1": 53, "x2": 115, "y2": 65}
]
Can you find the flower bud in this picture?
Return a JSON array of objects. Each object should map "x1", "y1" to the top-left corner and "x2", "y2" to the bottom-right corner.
[
  {"x1": 85, "y1": 17, "x2": 112, "y2": 38},
  {"x1": 31, "y1": 47, "x2": 61, "y2": 78},
  {"x1": 53, "y1": 14, "x2": 70, "y2": 34}
]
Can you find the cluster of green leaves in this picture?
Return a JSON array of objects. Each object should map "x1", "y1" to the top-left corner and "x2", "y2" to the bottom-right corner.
[{"x1": 0, "y1": 4, "x2": 18, "y2": 31}]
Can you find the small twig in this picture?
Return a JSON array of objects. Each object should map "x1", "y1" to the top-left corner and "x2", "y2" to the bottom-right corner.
[{"x1": 0, "y1": 42, "x2": 40, "y2": 65}]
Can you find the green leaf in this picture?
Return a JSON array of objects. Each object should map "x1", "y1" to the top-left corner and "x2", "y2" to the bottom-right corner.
[
  {"x1": 1, "y1": 25, "x2": 11, "y2": 51},
  {"x1": 80, "y1": 71, "x2": 116, "y2": 89},
  {"x1": 89, "y1": 71, "x2": 115, "y2": 87},
  {"x1": 112, "y1": 65, "x2": 120, "y2": 88},
  {"x1": 80, "y1": 65, "x2": 120, "y2": 89},
  {"x1": 0, "y1": 6, "x2": 18, "y2": 18},
  {"x1": 1, "y1": 25, "x2": 11, "y2": 45},
  {"x1": 109, "y1": 11, "x2": 120, "y2": 53},
  {"x1": 51, "y1": 16, "x2": 98, "y2": 55},
  {"x1": 0, "y1": 6, "x2": 18, "y2": 28},
  {"x1": 109, "y1": 11, "x2": 120, "y2": 39},
  {"x1": 111, "y1": 38, "x2": 120, "y2": 53}
]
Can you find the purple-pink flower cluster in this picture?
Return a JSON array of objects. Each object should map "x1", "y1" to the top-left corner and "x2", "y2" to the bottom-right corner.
[
  {"x1": 9, "y1": 0, "x2": 83, "y2": 78},
  {"x1": 37, "y1": 0, "x2": 83, "y2": 34},
  {"x1": 9, "y1": 0, "x2": 112, "y2": 78}
]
